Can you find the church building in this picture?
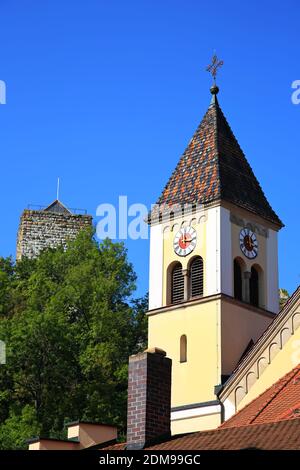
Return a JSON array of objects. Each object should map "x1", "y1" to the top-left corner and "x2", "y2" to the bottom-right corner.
[
  {"x1": 147, "y1": 81, "x2": 283, "y2": 434},
  {"x1": 28, "y1": 72, "x2": 300, "y2": 451}
]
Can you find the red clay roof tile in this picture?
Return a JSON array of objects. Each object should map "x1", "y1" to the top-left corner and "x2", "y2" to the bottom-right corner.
[
  {"x1": 101, "y1": 365, "x2": 300, "y2": 450},
  {"x1": 101, "y1": 419, "x2": 300, "y2": 450},
  {"x1": 147, "y1": 418, "x2": 300, "y2": 450},
  {"x1": 151, "y1": 93, "x2": 282, "y2": 227},
  {"x1": 221, "y1": 365, "x2": 300, "y2": 428}
]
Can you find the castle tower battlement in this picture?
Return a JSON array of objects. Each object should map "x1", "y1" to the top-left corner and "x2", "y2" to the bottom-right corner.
[{"x1": 16, "y1": 200, "x2": 92, "y2": 260}]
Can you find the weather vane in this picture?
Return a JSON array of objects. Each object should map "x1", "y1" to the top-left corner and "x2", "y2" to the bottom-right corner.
[{"x1": 206, "y1": 54, "x2": 224, "y2": 83}]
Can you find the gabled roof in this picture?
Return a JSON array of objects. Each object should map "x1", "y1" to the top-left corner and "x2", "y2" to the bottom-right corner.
[
  {"x1": 44, "y1": 199, "x2": 72, "y2": 215},
  {"x1": 221, "y1": 364, "x2": 300, "y2": 428},
  {"x1": 153, "y1": 90, "x2": 282, "y2": 227},
  {"x1": 147, "y1": 419, "x2": 300, "y2": 450},
  {"x1": 101, "y1": 419, "x2": 300, "y2": 451}
]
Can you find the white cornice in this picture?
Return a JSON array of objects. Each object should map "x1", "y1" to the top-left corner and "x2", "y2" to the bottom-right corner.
[{"x1": 147, "y1": 293, "x2": 275, "y2": 318}]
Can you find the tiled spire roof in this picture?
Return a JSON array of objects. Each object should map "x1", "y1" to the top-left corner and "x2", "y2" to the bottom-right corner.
[{"x1": 154, "y1": 90, "x2": 282, "y2": 227}]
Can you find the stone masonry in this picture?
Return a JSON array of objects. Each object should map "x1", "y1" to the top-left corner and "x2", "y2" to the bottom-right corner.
[{"x1": 16, "y1": 200, "x2": 93, "y2": 260}]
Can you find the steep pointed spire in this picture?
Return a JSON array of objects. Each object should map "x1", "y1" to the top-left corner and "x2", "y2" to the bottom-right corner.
[{"x1": 152, "y1": 87, "x2": 282, "y2": 227}]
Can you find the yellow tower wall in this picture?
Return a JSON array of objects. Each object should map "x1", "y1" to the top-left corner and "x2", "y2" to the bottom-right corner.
[
  {"x1": 147, "y1": 203, "x2": 279, "y2": 435},
  {"x1": 148, "y1": 298, "x2": 221, "y2": 407},
  {"x1": 148, "y1": 297, "x2": 222, "y2": 434},
  {"x1": 221, "y1": 300, "x2": 274, "y2": 375}
]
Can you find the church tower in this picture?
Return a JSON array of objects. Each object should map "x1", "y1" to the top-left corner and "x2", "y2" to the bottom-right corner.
[{"x1": 147, "y1": 79, "x2": 283, "y2": 435}]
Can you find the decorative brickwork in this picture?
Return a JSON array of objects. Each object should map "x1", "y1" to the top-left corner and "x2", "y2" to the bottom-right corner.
[
  {"x1": 126, "y1": 348, "x2": 172, "y2": 450},
  {"x1": 16, "y1": 203, "x2": 92, "y2": 260}
]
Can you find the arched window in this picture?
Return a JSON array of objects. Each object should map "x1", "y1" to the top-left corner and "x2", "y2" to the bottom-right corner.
[
  {"x1": 234, "y1": 259, "x2": 243, "y2": 301},
  {"x1": 250, "y1": 266, "x2": 259, "y2": 307},
  {"x1": 171, "y1": 263, "x2": 184, "y2": 304},
  {"x1": 190, "y1": 256, "x2": 204, "y2": 298},
  {"x1": 180, "y1": 335, "x2": 187, "y2": 363}
]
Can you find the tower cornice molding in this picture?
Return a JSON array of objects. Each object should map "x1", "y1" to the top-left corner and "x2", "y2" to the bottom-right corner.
[{"x1": 146, "y1": 293, "x2": 276, "y2": 318}]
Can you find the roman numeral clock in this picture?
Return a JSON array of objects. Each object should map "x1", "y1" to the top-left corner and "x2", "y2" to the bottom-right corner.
[
  {"x1": 173, "y1": 226, "x2": 197, "y2": 257},
  {"x1": 239, "y1": 228, "x2": 258, "y2": 259}
]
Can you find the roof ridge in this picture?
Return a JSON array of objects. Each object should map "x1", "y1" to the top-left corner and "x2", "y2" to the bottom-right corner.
[
  {"x1": 211, "y1": 102, "x2": 222, "y2": 200},
  {"x1": 223, "y1": 415, "x2": 300, "y2": 431},
  {"x1": 214, "y1": 104, "x2": 277, "y2": 215},
  {"x1": 194, "y1": 415, "x2": 299, "y2": 435}
]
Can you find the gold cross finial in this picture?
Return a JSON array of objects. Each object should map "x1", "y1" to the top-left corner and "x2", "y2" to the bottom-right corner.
[{"x1": 206, "y1": 54, "x2": 224, "y2": 83}]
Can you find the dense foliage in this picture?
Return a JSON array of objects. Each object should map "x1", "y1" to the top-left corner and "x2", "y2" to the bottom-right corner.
[
  {"x1": 0, "y1": 229, "x2": 148, "y2": 449},
  {"x1": 279, "y1": 288, "x2": 290, "y2": 309}
]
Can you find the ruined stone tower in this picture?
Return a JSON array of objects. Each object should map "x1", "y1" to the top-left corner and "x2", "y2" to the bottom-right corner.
[{"x1": 16, "y1": 200, "x2": 93, "y2": 260}]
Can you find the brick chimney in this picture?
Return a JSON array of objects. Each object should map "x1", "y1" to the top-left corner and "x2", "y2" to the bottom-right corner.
[{"x1": 126, "y1": 347, "x2": 172, "y2": 450}]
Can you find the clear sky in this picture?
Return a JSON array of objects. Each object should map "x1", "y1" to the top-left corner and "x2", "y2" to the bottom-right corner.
[{"x1": 0, "y1": 0, "x2": 299, "y2": 299}]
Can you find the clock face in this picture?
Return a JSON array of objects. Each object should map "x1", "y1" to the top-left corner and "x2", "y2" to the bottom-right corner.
[
  {"x1": 239, "y1": 228, "x2": 258, "y2": 259},
  {"x1": 173, "y1": 226, "x2": 197, "y2": 257}
]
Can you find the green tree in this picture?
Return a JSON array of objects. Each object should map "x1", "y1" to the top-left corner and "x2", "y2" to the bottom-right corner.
[
  {"x1": 279, "y1": 288, "x2": 290, "y2": 309},
  {"x1": 0, "y1": 228, "x2": 148, "y2": 448},
  {"x1": 0, "y1": 405, "x2": 40, "y2": 450},
  {"x1": 0, "y1": 257, "x2": 14, "y2": 316}
]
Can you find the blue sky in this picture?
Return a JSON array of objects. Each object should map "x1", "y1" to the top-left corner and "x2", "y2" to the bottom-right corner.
[{"x1": 0, "y1": 0, "x2": 299, "y2": 298}]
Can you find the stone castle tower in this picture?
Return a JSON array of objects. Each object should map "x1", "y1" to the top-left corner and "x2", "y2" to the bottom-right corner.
[{"x1": 16, "y1": 199, "x2": 92, "y2": 260}]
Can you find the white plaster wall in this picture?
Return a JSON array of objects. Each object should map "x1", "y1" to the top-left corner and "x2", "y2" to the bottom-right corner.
[
  {"x1": 206, "y1": 207, "x2": 221, "y2": 295},
  {"x1": 223, "y1": 398, "x2": 236, "y2": 421},
  {"x1": 171, "y1": 403, "x2": 221, "y2": 421},
  {"x1": 266, "y1": 229, "x2": 279, "y2": 313},
  {"x1": 220, "y1": 207, "x2": 233, "y2": 296}
]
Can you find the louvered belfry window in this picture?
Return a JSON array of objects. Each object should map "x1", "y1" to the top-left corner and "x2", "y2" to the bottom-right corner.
[
  {"x1": 190, "y1": 257, "x2": 204, "y2": 298},
  {"x1": 171, "y1": 263, "x2": 184, "y2": 304}
]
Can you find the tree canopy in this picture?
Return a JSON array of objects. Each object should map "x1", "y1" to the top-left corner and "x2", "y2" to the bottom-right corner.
[{"x1": 0, "y1": 229, "x2": 148, "y2": 449}]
